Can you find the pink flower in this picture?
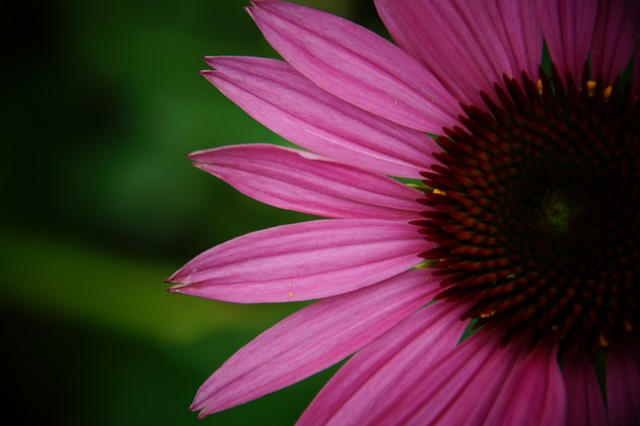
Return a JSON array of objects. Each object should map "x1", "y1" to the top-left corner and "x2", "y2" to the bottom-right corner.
[{"x1": 169, "y1": 0, "x2": 640, "y2": 424}]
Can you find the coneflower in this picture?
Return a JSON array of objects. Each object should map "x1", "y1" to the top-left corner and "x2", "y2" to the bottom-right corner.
[{"x1": 169, "y1": 1, "x2": 639, "y2": 424}]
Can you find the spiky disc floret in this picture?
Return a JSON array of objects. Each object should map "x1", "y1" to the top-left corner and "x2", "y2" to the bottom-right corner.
[{"x1": 418, "y1": 66, "x2": 639, "y2": 352}]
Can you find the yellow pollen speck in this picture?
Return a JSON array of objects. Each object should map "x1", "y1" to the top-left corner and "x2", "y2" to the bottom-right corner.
[
  {"x1": 433, "y1": 188, "x2": 446, "y2": 196},
  {"x1": 599, "y1": 333, "x2": 610, "y2": 347},
  {"x1": 288, "y1": 292, "x2": 293, "y2": 297},
  {"x1": 604, "y1": 85, "x2": 613, "y2": 100},
  {"x1": 480, "y1": 310, "x2": 496, "y2": 318},
  {"x1": 537, "y1": 79, "x2": 543, "y2": 95},
  {"x1": 587, "y1": 80, "x2": 597, "y2": 97}
]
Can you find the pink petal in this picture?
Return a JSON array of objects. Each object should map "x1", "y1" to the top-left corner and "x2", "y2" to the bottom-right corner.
[
  {"x1": 607, "y1": 336, "x2": 640, "y2": 426},
  {"x1": 375, "y1": 0, "x2": 542, "y2": 107},
  {"x1": 192, "y1": 269, "x2": 438, "y2": 417},
  {"x1": 537, "y1": 0, "x2": 599, "y2": 81},
  {"x1": 485, "y1": 341, "x2": 566, "y2": 426},
  {"x1": 562, "y1": 349, "x2": 608, "y2": 426},
  {"x1": 298, "y1": 301, "x2": 469, "y2": 425},
  {"x1": 590, "y1": 0, "x2": 640, "y2": 86},
  {"x1": 189, "y1": 144, "x2": 422, "y2": 221},
  {"x1": 491, "y1": 0, "x2": 544, "y2": 80},
  {"x1": 248, "y1": 0, "x2": 459, "y2": 133},
  {"x1": 202, "y1": 56, "x2": 440, "y2": 178},
  {"x1": 302, "y1": 313, "x2": 565, "y2": 425},
  {"x1": 396, "y1": 337, "x2": 565, "y2": 426},
  {"x1": 168, "y1": 219, "x2": 424, "y2": 303}
]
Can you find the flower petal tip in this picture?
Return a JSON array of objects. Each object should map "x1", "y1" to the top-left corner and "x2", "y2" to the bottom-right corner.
[
  {"x1": 192, "y1": 399, "x2": 221, "y2": 420},
  {"x1": 187, "y1": 148, "x2": 211, "y2": 162},
  {"x1": 188, "y1": 158, "x2": 215, "y2": 174},
  {"x1": 201, "y1": 55, "x2": 213, "y2": 66},
  {"x1": 189, "y1": 398, "x2": 203, "y2": 412},
  {"x1": 165, "y1": 268, "x2": 190, "y2": 285},
  {"x1": 166, "y1": 283, "x2": 190, "y2": 295},
  {"x1": 192, "y1": 404, "x2": 213, "y2": 421},
  {"x1": 202, "y1": 56, "x2": 222, "y2": 69},
  {"x1": 247, "y1": 0, "x2": 283, "y2": 19},
  {"x1": 199, "y1": 70, "x2": 218, "y2": 87}
]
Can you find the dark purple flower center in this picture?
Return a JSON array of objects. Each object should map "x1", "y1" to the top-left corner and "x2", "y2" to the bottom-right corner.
[{"x1": 419, "y1": 65, "x2": 639, "y2": 353}]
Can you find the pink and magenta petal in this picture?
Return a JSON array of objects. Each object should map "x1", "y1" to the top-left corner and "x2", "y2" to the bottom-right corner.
[
  {"x1": 248, "y1": 0, "x2": 459, "y2": 133},
  {"x1": 168, "y1": 219, "x2": 424, "y2": 303},
  {"x1": 491, "y1": 0, "x2": 544, "y2": 80},
  {"x1": 191, "y1": 269, "x2": 437, "y2": 417},
  {"x1": 485, "y1": 341, "x2": 566, "y2": 426},
  {"x1": 537, "y1": 0, "x2": 599, "y2": 81},
  {"x1": 301, "y1": 315, "x2": 565, "y2": 426},
  {"x1": 562, "y1": 349, "x2": 608, "y2": 426},
  {"x1": 202, "y1": 56, "x2": 440, "y2": 178},
  {"x1": 401, "y1": 336, "x2": 565, "y2": 425},
  {"x1": 375, "y1": 0, "x2": 542, "y2": 107},
  {"x1": 607, "y1": 336, "x2": 640, "y2": 425},
  {"x1": 590, "y1": 0, "x2": 640, "y2": 86},
  {"x1": 298, "y1": 301, "x2": 468, "y2": 425},
  {"x1": 189, "y1": 144, "x2": 422, "y2": 221}
]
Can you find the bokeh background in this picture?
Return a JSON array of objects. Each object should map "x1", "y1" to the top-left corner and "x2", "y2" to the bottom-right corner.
[{"x1": 2, "y1": 0, "x2": 389, "y2": 424}]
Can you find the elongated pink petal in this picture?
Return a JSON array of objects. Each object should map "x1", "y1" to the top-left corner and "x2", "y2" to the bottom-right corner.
[
  {"x1": 302, "y1": 312, "x2": 565, "y2": 426},
  {"x1": 492, "y1": 0, "x2": 544, "y2": 79},
  {"x1": 192, "y1": 269, "x2": 437, "y2": 417},
  {"x1": 607, "y1": 336, "x2": 640, "y2": 426},
  {"x1": 590, "y1": 0, "x2": 640, "y2": 85},
  {"x1": 485, "y1": 341, "x2": 566, "y2": 426},
  {"x1": 248, "y1": 0, "x2": 459, "y2": 133},
  {"x1": 562, "y1": 349, "x2": 608, "y2": 426},
  {"x1": 190, "y1": 144, "x2": 422, "y2": 221},
  {"x1": 298, "y1": 301, "x2": 468, "y2": 425},
  {"x1": 537, "y1": 0, "x2": 599, "y2": 80},
  {"x1": 202, "y1": 56, "x2": 440, "y2": 178},
  {"x1": 375, "y1": 0, "x2": 542, "y2": 107},
  {"x1": 392, "y1": 337, "x2": 564, "y2": 426},
  {"x1": 168, "y1": 219, "x2": 424, "y2": 303}
]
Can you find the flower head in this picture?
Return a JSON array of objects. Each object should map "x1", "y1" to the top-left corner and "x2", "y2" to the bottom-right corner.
[{"x1": 169, "y1": 0, "x2": 640, "y2": 424}]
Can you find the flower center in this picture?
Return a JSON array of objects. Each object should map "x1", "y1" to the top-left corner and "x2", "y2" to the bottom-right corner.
[{"x1": 418, "y1": 66, "x2": 639, "y2": 352}]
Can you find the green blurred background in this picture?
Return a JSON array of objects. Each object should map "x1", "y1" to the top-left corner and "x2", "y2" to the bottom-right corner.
[{"x1": 2, "y1": 0, "x2": 387, "y2": 424}]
